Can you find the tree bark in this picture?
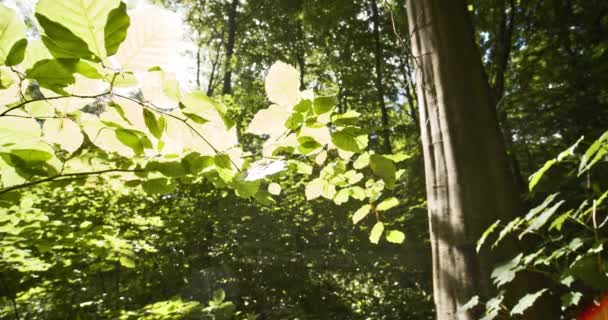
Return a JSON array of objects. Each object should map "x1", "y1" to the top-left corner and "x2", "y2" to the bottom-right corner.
[
  {"x1": 222, "y1": 0, "x2": 238, "y2": 95},
  {"x1": 370, "y1": 0, "x2": 392, "y2": 154},
  {"x1": 405, "y1": 0, "x2": 558, "y2": 318}
]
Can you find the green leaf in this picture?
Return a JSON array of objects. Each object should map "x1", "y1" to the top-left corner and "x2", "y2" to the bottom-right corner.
[
  {"x1": 519, "y1": 200, "x2": 565, "y2": 238},
  {"x1": 36, "y1": 0, "x2": 121, "y2": 59},
  {"x1": 297, "y1": 136, "x2": 322, "y2": 154},
  {"x1": 142, "y1": 178, "x2": 176, "y2": 195},
  {"x1": 25, "y1": 59, "x2": 77, "y2": 94},
  {"x1": 331, "y1": 110, "x2": 360, "y2": 126},
  {"x1": 233, "y1": 176, "x2": 261, "y2": 198},
  {"x1": 313, "y1": 96, "x2": 336, "y2": 114},
  {"x1": 104, "y1": 1, "x2": 130, "y2": 56},
  {"x1": 579, "y1": 130, "x2": 608, "y2": 174},
  {"x1": 491, "y1": 253, "x2": 523, "y2": 288},
  {"x1": 477, "y1": 220, "x2": 501, "y2": 252},
  {"x1": 0, "y1": 117, "x2": 41, "y2": 142},
  {"x1": 36, "y1": 13, "x2": 97, "y2": 60},
  {"x1": 458, "y1": 296, "x2": 479, "y2": 313},
  {"x1": 369, "y1": 222, "x2": 384, "y2": 244},
  {"x1": 510, "y1": 289, "x2": 547, "y2": 316},
  {"x1": 305, "y1": 178, "x2": 324, "y2": 200},
  {"x1": 560, "y1": 292, "x2": 582, "y2": 310},
  {"x1": 42, "y1": 118, "x2": 83, "y2": 153},
  {"x1": 213, "y1": 289, "x2": 226, "y2": 303},
  {"x1": 0, "y1": 4, "x2": 26, "y2": 65},
  {"x1": 143, "y1": 109, "x2": 165, "y2": 139},
  {"x1": 293, "y1": 99, "x2": 312, "y2": 113},
  {"x1": 268, "y1": 183, "x2": 281, "y2": 195},
  {"x1": 353, "y1": 152, "x2": 370, "y2": 169},
  {"x1": 119, "y1": 256, "x2": 135, "y2": 268},
  {"x1": 214, "y1": 154, "x2": 232, "y2": 169},
  {"x1": 528, "y1": 159, "x2": 556, "y2": 191},
  {"x1": 376, "y1": 197, "x2": 399, "y2": 211},
  {"x1": 25, "y1": 100, "x2": 54, "y2": 117},
  {"x1": 10, "y1": 149, "x2": 53, "y2": 162},
  {"x1": 333, "y1": 188, "x2": 349, "y2": 205},
  {"x1": 331, "y1": 127, "x2": 368, "y2": 152},
  {"x1": 5, "y1": 39, "x2": 27, "y2": 66},
  {"x1": 115, "y1": 128, "x2": 152, "y2": 155},
  {"x1": 146, "y1": 161, "x2": 186, "y2": 177},
  {"x1": 386, "y1": 230, "x2": 405, "y2": 244},
  {"x1": 369, "y1": 154, "x2": 396, "y2": 188},
  {"x1": 0, "y1": 67, "x2": 14, "y2": 89}
]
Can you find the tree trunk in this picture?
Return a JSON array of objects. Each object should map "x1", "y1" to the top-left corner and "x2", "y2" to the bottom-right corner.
[
  {"x1": 370, "y1": 0, "x2": 392, "y2": 154},
  {"x1": 489, "y1": 0, "x2": 528, "y2": 199},
  {"x1": 222, "y1": 0, "x2": 238, "y2": 95},
  {"x1": 405, "y1": 0, "x2": 558, "y2": 318},
  {"x1": 196, "y1": 45, "x2": 202, "y2": 88}
]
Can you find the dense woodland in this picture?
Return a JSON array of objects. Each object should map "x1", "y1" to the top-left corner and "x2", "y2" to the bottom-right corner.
[{"x1": 0, "y1": 0, "x2": 606, "y2": 319}]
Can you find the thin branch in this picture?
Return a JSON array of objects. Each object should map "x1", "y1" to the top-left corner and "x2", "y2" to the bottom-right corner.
[
  {"x1": 113, "y1": 94, "x2": 241, "y2": 171},
  {"x1": 0, "y1": 91, "x2": 110, "y2": 117},
  {"x1": 0, "y1": 169, "x2": 141, "y2": 195}
]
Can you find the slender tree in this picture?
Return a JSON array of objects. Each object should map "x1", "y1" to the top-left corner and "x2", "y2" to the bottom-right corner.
[
  {"x1": 370, "y1": 0, "x2": 392, "y2": 153},
  {"x1": 222, "y1": 0, "x2": 239, "y2": 95}
]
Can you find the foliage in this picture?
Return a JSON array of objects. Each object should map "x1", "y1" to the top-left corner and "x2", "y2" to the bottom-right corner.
[{"x1": 472, "y1": 131, "x2": 608, "y2": 319}]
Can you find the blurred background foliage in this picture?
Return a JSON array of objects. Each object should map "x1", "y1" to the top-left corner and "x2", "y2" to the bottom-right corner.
[{"x1": 1, "y1": 0, "x2": 606, "y2": 318}]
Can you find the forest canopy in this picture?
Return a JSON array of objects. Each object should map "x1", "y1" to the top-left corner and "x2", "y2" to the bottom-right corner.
[{"x1": 0, "y1": 0, "x2": 606, "y2": 319}]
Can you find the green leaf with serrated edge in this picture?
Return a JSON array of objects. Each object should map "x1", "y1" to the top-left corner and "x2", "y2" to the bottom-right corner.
[
  {"x1": 477, "y1": 220, "x2": 501, "y2": 252},
  {"x1": 560, "y1": 292, "x2": 582, "y2": 310},
  {"x1": 386, "y1": 230, "x2": 405, "y2": 244},
  {"x1": 510, "y1": 289, "x2": 547, "y2": 316},
  {"x1": 549, "y1": 211, "x2": 571, "y2": 231},
  {"x1": 313, "y1": 96, "x2": 336, "y2": 114},
  {"x1": 376, "y1": 197, "x2": 399, "y2": 211},
  {"x1": 5, "y1": 39, "x2": 27, "y2": 66},
  {"x1": 104, "y1": 2, "x2": 130, "y2": 56},
  {"x1": 458, "y1": 296, "x2": 479, "y2": 313},
  {"x1": 0, "y1": 4, "x2": 26, "y2": 65},
  {"x1": 519, "y1": 200, "x2": 565, "y2": 239},
  {"x1": 305, "y1": 179, "x2": 322, "y2": 200},
  {"x1": 528, "y1": 158, "x2": 556, "y2": 191},
  {"x1": 524, "y1": 193, "x2": 559, "y2": 221},
  {"x1": 579, "y1": 130, "x2": 608, "y2": 174},
  {"x1": 491, "y1": 253, "x2": 523, "y2": 288},
  {"x1": 36, "y1": 14, "x2": 97, "y2": 60},
  {"x1": 369, "y1": 222, "x2": 384, "y2": 244},
  {"x1": 36, "y1": 0, "x2": 120, "y2": 59}
]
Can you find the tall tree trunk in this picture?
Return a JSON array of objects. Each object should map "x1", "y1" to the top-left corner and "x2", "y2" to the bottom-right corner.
[
  {"x1": 370, "y1": 0, "x2": 392, "y2": 154},
  {"x1": 222, "y1": 0, "x2": 238, "y2": 95},
  {"x1": 405, "y1": 1, "x2": 558, "y2": 318}
]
